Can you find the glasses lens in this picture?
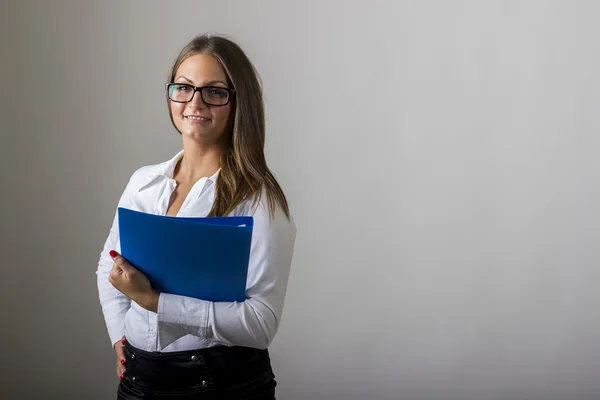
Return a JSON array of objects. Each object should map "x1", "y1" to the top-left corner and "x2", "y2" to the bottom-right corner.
[
  {"x1": 168, "y1": 84, "x2": 193, "y2": 102},
  {"x1": 202, "y1": 87, "x2": 230, "y2": 105}
]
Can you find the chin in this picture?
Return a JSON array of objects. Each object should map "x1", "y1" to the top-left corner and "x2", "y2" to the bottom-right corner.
[
  {"x1": 183, "y1": 129, "x2": 211, "y2": 138},
  {"x1": 178, "y1": 123, "x2": 206, "y2": 135}
]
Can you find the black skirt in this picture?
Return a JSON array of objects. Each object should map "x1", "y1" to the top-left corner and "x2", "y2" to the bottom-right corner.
[{"x1": 117, "y1": 340, "x2": 277, "y2": 399}]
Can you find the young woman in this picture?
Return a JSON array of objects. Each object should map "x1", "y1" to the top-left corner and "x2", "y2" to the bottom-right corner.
[{"x1": 96, "y1": 34, "x2": 296, "y2": 399}]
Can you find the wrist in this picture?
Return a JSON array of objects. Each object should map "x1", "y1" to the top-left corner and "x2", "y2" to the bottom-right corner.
[{"x1": 139, "y1": 290, "x2": 160, "y2": 313}]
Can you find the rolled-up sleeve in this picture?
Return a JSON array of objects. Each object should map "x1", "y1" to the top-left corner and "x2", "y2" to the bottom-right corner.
[{"x1": 157, "y1": 198, "x2": 297, "y2": 350}]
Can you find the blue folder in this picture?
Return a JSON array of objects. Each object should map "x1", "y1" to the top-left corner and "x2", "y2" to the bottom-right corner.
[{"x1": 118, "y1": 207, "x2": 253, "y2": 302}]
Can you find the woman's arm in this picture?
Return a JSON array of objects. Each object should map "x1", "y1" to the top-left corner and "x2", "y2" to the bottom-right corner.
[
  {"x1": 156, "y1": 199, "x2": 297, "y2": 350},
  {"x1": 96, "y1": 180, "x2": 134, "y2": 348}
]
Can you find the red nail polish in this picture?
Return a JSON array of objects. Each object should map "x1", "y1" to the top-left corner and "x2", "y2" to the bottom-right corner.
[
  {"x1": 109, "y1": 250, "x2": 118, "y2": 258},
  {"x1": 120, "y1": 359, "x2": 125, "y2": 365},
  {"x1": 121, "y1": 338, "x2": 126, "y2": 344},
  {"x1": 120, "y1": 375, "x2": 123, "y2": 380}
]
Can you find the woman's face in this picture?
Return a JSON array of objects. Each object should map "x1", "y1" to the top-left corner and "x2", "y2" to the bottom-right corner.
[{"x1": 169, "y1": 53, "x2": 233, "y2": 143}]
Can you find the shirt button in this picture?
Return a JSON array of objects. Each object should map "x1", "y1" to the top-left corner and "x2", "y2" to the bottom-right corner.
[
  {"x1": 191, "y1": 355, "x2": 198, "y2": 362},
  {"x1": 201, "y1": 380, "x2": 207, "y2": 387},
  {"x1": 131, "y1": 354, "x2": 136, "y2": 360}
]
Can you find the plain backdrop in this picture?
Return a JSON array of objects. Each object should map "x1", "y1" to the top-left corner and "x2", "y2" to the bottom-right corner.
[{"x1": 1, "y1": 1, "x2": 599, "y2": 399}]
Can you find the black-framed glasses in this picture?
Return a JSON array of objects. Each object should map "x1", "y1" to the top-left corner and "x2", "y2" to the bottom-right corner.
[{"x1": 166, "y1": 83, "x2": 234, "y2": 106}]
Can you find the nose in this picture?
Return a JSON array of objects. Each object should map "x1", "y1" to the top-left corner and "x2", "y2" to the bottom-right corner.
[{"x1": 189, "y1": 89, "x2": 207, "y2": 108}]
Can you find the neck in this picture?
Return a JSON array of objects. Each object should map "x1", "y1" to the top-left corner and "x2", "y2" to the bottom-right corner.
[{"x1": 176, "y1": 137, "x2": 226, "y2": 184}]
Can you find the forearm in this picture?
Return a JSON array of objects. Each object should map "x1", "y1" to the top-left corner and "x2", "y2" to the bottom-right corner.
[
  {"x1": 97, "y1": 214, "x2": 131, "y2": 346},
  {"x1": 96, "y1": 172, "x2": 147, "y2": 347},
  {"x1": 157, "y1": 292, "x2": 280, "y2": 349},
  {"x1": 97, "y1": 257, "x2": 132, "y2": 346},
  {"x1": 210, "y1": 297, "x2": 279, "y2": 348}
]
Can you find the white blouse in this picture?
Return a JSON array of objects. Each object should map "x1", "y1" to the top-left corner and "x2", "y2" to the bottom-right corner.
[{"x1": 96, "y1": 150, "x2": 296, "y2": 352}]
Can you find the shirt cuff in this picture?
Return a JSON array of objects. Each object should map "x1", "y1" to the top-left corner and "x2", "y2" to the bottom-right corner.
[{"x1": 157, "y1": 293, "x2": 211, "y2": 348}]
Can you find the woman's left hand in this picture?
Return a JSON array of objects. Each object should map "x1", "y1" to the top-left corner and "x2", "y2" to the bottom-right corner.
[{"x1": 108, "y1": 250, "x2": 159, "y2": 313}]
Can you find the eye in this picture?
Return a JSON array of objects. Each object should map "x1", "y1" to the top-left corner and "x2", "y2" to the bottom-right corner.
[
  {"x1": 175, "y1": 85, "x2": 192, "y2": 92},
  {"x1": 206, "y1": 88, "x2": 228, "y2": 98}
]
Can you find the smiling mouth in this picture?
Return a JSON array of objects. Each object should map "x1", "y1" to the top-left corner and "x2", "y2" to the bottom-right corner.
[{"x1": 185, "y1": 116, "x2": 211, "y2": 121}]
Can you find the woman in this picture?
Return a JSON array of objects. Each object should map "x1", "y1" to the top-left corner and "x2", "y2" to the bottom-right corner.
[{"x1": 96, "y1": 34, "x2": 296, "y2": 399}]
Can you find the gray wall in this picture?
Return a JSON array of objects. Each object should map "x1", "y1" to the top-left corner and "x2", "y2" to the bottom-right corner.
[{"x1": 2, "y1": 1, "x2": 599, "y2": 399}]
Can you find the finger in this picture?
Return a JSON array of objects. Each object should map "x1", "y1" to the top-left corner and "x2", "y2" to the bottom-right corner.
[
  {"x1": 109, "y1": 250, "x2": 133, "y2": 274},
  {"x1": 109, "y1": 262, "x2": 123, "y2": 277},
  {"x1": 108, "y1": 263, "x2": 124, "y2": 286},
  {"x1": 116, "y1": 347, "x2": 126, "y2": 361},
  {"x1": 116, "y1": 356, "x2": 126, "y2": 378},
  {"x1": 115, "y1": 336, "x2": 127, "y2": 380},
  {"x1": 112, "y1": 260, "x2": 124, "y2": 271},
  {"x1": 109, "y1": 250, "x2": 124, "y2": 266},
  {"x1": 117, "y1": 361, "x2": 126, "y2": 379},
  {"x1": 116, "y1": 363, "x2": 126, "y2": 380}
]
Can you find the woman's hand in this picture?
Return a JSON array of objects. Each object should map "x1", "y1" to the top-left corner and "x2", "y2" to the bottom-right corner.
[
  {"x1": 114, "y1": 336, "x2": 127, "y2": 380},
  {"x1": 108, "y1": 250, "x2": 159, "y2": 313}
]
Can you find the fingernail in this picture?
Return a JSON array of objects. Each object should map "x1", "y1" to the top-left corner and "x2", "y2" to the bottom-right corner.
[
  {"x1": 120, "y1": 375, "x2": 123, "y2": 380},
  {"x1": 120, "y1": 359, "x2": 125, "y2": 365},
  {"x1": 109, "y1": 250, "x2": 118, "y2": 258},
  {"x1": 121, "y1": 338, "x2": 126, "y2": 344}
]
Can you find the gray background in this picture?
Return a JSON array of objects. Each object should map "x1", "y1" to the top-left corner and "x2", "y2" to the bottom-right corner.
[{"x1": 1, "y1": 0, "x2": 599, "y2": 399}]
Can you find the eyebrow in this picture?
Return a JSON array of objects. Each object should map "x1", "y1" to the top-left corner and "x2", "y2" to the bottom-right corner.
[{"x1": 175, "y1": 76, "x2": 228, "y2": 86}]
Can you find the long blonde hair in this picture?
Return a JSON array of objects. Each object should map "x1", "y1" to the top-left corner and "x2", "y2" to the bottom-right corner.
[{"x1": 167, "y1": 34, "x2": 290, "y2": 220}]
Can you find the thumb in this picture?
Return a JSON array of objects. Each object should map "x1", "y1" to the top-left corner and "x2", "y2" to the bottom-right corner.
[{"x1": 109, "y1": 250, "x2": 131, "y2": 272}]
